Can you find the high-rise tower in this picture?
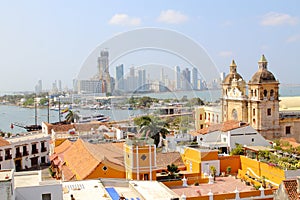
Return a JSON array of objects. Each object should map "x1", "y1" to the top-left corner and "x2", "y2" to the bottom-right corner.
[{"x1": 98, "y1": 50, "x2": 111, "y2": 93}]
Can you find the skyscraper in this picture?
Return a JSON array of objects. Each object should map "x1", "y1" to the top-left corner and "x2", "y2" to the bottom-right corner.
[
  {"x1": 115, "y1": 64, "x2": 124, "y2": 90},
  {"x1": 98, "y1": 50, "x2": 111, "y2": 93},
  {"x1": 175, "y1": 66, "x2": 181, "y2": 90},
  {"x1": 192, "y1": 67, "x2": 198, "y2": 90},
  {"x1": 181, "y1": 68, "x2": 191, "y2": 90},
  {"x1": 138, "y1": 68, "x2": 146, "y2": 91}
]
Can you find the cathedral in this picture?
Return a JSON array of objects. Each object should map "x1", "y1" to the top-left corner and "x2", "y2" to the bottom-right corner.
[{"x1": 221, "y1": 55, "x2": 281, "y2": 140}]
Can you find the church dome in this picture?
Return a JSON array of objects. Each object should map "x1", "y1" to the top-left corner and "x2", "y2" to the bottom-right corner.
[
  {"x1": 223, "y1": 60, "x2": 244, "y2": 84},
  {"x1": 249, "y1": 55, "x2": 277, "y2": 84}
]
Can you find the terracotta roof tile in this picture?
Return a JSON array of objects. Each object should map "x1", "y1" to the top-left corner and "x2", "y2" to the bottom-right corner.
[
  {"x1": 283, "y1": 179, "x2": 300, "y2": 200},
  {"x1": 190, "y1": 120, "x2": 248, "y2": 136},
  {"x1": 0, "y1": 137, "x2": 10, "y2": 147},
  {"x1": 55, "y1": 139, "x2": 73, "y2": 154},
  {"x1": 62, "y1": 139, "x2": 124, "y2": 180},
  {"x1": 62, "y1": 165, "x2": 75, "y2": 181},
  {"x1": 156, "y1": 152, "x2": 185, "y2": 170}
]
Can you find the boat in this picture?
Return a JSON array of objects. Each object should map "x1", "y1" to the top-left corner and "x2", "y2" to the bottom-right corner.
[
  {"x1": 78, "y1": 114, "x2": 110, "y2": 123},
  {"x1": 12, "y1": 95, "x2": 42, "y2": 132}
]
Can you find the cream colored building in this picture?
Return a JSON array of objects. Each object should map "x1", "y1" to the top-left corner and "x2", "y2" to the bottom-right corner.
[{"x1": 221, "y1": 55, "x2": 280, "y2": 140}]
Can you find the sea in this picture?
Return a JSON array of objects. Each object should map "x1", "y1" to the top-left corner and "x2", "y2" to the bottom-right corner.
[{"x1": 1, "y1": 85, "x2": 300, "y2": 134}]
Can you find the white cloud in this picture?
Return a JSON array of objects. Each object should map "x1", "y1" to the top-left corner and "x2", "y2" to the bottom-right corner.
[
  {"x1": 219, "y1": 51, "x2": 233, "y2": 57},
  {"x1": 157, "y1": 9, "x2": 188, "y2": 24},
  {"x1": 109, "y1": 14, "x2": 141, "y2": 26},
  {"x1": 261, "y1": 12, "x2": 298, "y2": 26},
  {"x1": 286, "y1": 34, "x2": 300, "y2": 43}
]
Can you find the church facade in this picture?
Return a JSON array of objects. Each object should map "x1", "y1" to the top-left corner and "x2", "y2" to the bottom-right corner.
[{"x1": 221, "y1": 55, "x2": 281, "y2": 140}]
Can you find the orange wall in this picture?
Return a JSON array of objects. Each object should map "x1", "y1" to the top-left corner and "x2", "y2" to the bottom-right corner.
[
  {"x1": 55, "y1": 138, "x2": 67, "y2": 147},
  {"x1": 85, "y1": 161, "x2": 125, "y2": 180},
  {"x1": 219, "y1": 155, "x2": 240, "y2": 174},
  {"x1": 200, "y1": 151, "x2": 218, "y2": 161}
]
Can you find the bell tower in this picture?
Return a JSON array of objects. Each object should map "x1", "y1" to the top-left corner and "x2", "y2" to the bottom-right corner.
[
  {"x1": 248, "y1": 55, "x2": 280, "y2": 139},
  {"x1": 221, "y1": 60, "x2": 248, "y2": 122}
]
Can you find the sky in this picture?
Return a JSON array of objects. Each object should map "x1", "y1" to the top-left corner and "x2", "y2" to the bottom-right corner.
[{"x1": 0, "y1": 0, "x2": 300, "y2": 92}]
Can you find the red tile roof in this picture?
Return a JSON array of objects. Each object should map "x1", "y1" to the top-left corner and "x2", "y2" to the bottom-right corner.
[
  {"x1": 190, "y1": 120, "x2": 248, "y2": 136},
  {"x1": 156, "y1": 152, "x2": 185, "y2": 170},
  {"x1": 62, "y1": 139, "x2": 124, "y2": 180},
  {"x1": 0, "y1": 137, "x2": 10, "y2": 147}
]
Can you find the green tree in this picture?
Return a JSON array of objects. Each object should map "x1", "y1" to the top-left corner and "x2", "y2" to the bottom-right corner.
[
  {"x1": 23, "y1": 98, "x2": 34, "y2": 107},
  {"x1": 134, "y1": 115, "x2": 169, "y2": 147},
  {"x1": 210, "y1": 165, "x2": 217, "y2": 180},
  {"x1": 186, "y1": 97, "x2": 205, "y2": 107},
  {"x1": 65, "y1": 110, "x2": 80, "y2": 123},
  {"x1": 230, "y1": 143, "x2": 244, "y2": 155},
  {"x1": 167, "y1": 163, "x2": 179, "y2": 178}
]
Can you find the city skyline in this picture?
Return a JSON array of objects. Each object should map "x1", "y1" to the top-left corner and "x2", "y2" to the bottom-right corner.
[{"x1": 0, "y1": 1, "x2": 300, "y2": 91}]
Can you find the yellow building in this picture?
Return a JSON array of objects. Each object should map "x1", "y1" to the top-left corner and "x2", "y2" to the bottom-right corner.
[{"x1": 124, "y1": 138, "x2": 157, "y2": 181}]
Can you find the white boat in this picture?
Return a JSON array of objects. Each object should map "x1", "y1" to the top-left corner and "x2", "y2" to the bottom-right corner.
[{"x1": 78, "y1": 114, "x2": 109, "y2": 123}]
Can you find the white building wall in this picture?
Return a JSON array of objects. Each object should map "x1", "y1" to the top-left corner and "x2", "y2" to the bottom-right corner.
[
  {"x1": 201, "y1": 160, "x2": 220, "y2": 176},
  {"x1": 15, "y1": 184, "x2": 63, "y2": 200}
]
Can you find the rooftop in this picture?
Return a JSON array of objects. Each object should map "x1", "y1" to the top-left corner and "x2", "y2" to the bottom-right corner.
[
  {"x1": 170, "y1": 176, "x2": 254, "y2": 197},
  {"x1": 129, "y1": 180, "x2": 180, "y2": 200},
  {"x1": 14, "y1": 171, "x2": 60, "y2": 187},
  {"x1": 62, "y1": 180, "x2": 111, "y2": 200},
  {"x1": 6, "y1": 132, "x2": 50, "y2": 144}
]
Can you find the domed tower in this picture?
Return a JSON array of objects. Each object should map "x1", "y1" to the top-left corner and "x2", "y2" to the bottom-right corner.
[
  {"x1": 248, "y1": 55, "x2": 280, "y2": 139},
  {"x1": 221, "y1": 60, "x2": 248, "y2": 122}
]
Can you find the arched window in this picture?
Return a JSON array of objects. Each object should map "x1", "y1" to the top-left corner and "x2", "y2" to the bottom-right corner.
[
  {"x1": 264, "y1": 90, "x2": 268, "y2": 97},
  {"x1": 232, "y1": 109, "x2": 238, "y2": 120},
  {"x1": 254, "y1": 89, "x2": 257, "y2": 97}
]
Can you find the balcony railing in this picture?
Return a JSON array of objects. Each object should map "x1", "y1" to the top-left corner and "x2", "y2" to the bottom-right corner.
[
  {"x1": 32, "y1": 149, "x2": 39, "y2": 154},
  {"x1": 41, "y1": 147, "x2": 47, "y2": 152},
  {"x1": 23, "y1": 151, "x2": 29, "y2": 156},
  {"x1": 5, "y1": 154, "x2": 12, "y2": 160},
  {"x1": 15, "y1": 152, "x2": 22, "y2": 158}
]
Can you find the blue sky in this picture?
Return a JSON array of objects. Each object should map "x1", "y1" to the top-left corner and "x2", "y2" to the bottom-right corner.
[{"x1": 0, "y1": 0, "x2": 300, "y2": 92}]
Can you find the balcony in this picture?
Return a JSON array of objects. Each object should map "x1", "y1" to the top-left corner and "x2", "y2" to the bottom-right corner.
[
  {"x1": 41, "y1": 147, "x2": 47, "y2": 152},
  {"x1": 32, "y1": 149, "x2": 39, "y2": 154},
  {"x1": 5, "y1": 154, "x2": 12, "y2": 160},
  {"x1": 23, "y1": 151, "x2": 29, "y2": 156},
  {"x1": 15, "y1": 152, "x2": 22, "y2": 158}
]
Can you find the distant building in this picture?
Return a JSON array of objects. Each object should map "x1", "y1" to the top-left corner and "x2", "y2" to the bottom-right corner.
[
  {"x1": 175, "y1": 66, "x2": 181, "y2": 90},
  {"x1": 137, "y1": 68, "x2": 146, "y2": 91},
  {"x1": 192, "y1": 67, "x2": 198, "y2": 90},
  {"x1": 115, "y1": 64, "x2": 124, "y2": 90},
  {"x1": 35, "y1": 80, "x2": 43, "y2": 94},
  {"x1": 74, "y1": 79, "x2": 103, "y2": 94},
  {"x1": 181, "y1": 68, "x2": 191, "y2": 90},
  {"x1": 98, "y1": 50, "x2": 111, "y2": 93}
]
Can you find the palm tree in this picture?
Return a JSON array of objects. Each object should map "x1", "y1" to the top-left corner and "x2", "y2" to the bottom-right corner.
[
  {"x1": 65, "y1": 110, "x2": 80, "y2": 123},
  {"x1": 134, "y1": 115, "x2": 169, "y2": 147}
]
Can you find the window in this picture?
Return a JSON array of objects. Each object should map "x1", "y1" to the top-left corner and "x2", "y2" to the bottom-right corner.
[
  {"x1": 267, "y1": 108, "x2": 271, "y2": 116},
  {"x1": 204, "y1": 112, "x2": 206, "y2": 120},
  {"x1": 264, "y1": 90, "x2": 268, "y2": 97},
  {"x1": 253, "y1": 118, "x2": 256, "y2": 125},
  {"x1": 286, "y1": 126, "x2": 291, "y2": 135},
  {"x1": 251, "y1": 138, "x2": 255, "y2": 143},
  {"x1": 42, "y1": 193, "x2": 51, "y2": 200},
  {"x1": 232, "y1": 109, "x2": 238, "y2": 120},
  {"x1": 253, "y1": 108, "x2": 255, "y2": 116},
  {"x1": 270, "y1": 89, "x2": 274, "y2": 97},
  {"x1": 223, "y1": 138, "x2": 226, "y2": 142},
  {"x1": 200, "y1": 114, "x2": 203, "y2": 120},
  {"x1": 102, "y1": 166, "x2": 108, "y2": 171},
  {"x1": 200, "y1": 124, "x2": 204, "y2": 129}
]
